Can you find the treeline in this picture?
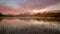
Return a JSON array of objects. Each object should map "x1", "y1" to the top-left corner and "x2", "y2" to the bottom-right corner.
[
  {"x1": 32, "y1": 13, "x2": 60, "y2": 17},
  {"x1": 0, "y1": 13, "x2": 60, "y2": 17}
]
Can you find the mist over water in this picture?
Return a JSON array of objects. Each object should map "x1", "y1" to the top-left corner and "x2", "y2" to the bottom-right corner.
[{"x1": 0, "y1": 18, "x2": 60, "y2": 34}]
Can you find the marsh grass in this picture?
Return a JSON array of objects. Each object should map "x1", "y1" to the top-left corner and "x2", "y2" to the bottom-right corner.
[{"x1": 0, "y1": 25, "x2": 60, "y2": 34}]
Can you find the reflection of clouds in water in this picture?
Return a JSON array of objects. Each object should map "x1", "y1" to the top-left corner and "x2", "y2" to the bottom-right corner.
[
  {"x1": 0, "y1": 19, "x2": 34, "y2": 28},
  {"x1": 0, "y1": 18, "x2": 60, "y2": 30}
]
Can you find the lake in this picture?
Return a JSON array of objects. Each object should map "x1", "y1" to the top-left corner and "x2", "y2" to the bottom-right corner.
[{"x1": 0, "y1": 17, "x2": 60, "y2": 34}]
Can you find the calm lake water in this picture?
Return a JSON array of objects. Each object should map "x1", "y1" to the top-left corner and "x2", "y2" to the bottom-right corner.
[{"x1": 0, "y1": 18, "x2": 60, "y2": 34}]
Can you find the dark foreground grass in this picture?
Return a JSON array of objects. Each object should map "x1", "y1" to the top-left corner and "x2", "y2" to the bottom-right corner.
[{"x1": 0, "y1": 25, "x2": 60, "y2": 34}]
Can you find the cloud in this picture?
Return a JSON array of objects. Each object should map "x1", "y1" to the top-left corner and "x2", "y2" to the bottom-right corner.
[
  {"x1": 0, "y1": 0, "x2": 60, "y2": 15},
  {"x1": 20, "y1": 0, "x2": 60, "y2": 10},
  {"x1": 0, "y1": 0, "x2": 60, "y2": 10},
  {"x1": 40, "y1": 2, "x2": 60, "y2": 12}
]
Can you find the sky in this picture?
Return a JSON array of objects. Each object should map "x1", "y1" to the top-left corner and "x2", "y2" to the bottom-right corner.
[{"x1": 0, "y1": 0, "x2": 60, "y2": 15}]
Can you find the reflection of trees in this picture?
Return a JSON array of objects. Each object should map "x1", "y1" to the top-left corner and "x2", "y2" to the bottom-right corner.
[
  {"x1": 34, "y1": 18, "x2": 60, "y2": 22},
  {"x1": 0, "y1": 18, "x2": 2, "y2": 22},
  {"x1": 54, "y1": 13, "x2": 60, "y2": 17},
  {"x1": 18, "y1": 18, "x2": 60, "y2": 22}
]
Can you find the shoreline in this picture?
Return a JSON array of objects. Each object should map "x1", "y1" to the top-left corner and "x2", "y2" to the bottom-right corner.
[
  {"x1": 0, "y1": 17, "x2": 60, "y2": 21},
  {"x1": 0, "y1": 17, "x2": 56, "y2": 18}
]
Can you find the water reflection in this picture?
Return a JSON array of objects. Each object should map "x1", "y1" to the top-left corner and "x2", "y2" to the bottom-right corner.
[
  {"x1": 0, "y1": 18, "x2": 60, "y2": 34},
  {"x1": 0, "y1": 18, "x2": 60, "y2": 29}
]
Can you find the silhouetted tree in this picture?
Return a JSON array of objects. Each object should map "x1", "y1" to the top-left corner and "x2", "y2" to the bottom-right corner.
[{"x1": 0, "y1": 13, "x2": 4, "y2": 17}]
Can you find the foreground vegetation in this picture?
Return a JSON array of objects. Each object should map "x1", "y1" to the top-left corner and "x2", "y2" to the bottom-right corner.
[{"x1": 0, "y1": 25, "x2": 60, "y2": 34}]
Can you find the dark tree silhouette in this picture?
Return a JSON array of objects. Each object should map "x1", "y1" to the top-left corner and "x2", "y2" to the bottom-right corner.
[{"x1": 0, "y1": 13, "x2": 3, "y2": 17}]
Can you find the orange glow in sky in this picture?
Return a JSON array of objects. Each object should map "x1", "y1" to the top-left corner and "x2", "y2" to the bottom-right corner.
[
  {"x1": 1, "y1": 10, "x2": 21, "y2": 15},
  {"x1": 0, "y1": 0, "x2": 60, "y2": 15}
]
